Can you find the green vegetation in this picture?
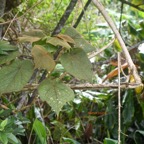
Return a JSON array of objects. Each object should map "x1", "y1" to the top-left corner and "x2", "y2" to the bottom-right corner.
[{"x1": 0, "y1": 0, "x2": 144, "y2": 143}]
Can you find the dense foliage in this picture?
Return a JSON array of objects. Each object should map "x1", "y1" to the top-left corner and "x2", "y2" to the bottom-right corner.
[{"x1": 0, "y1": 0, "x2": 144, "y2": 144}]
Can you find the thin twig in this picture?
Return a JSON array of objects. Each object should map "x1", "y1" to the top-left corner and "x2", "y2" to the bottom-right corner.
[
  {"x1": 2, "y1": 11, "x2": 19, "y2": 40},
  {"x1": 88, "y1": 38, "x2": 115, "y2": 59},
  {"x1": 120, "y1": 0, "x2": 144, "y2": 12},
  {"x1": 92, "y1": 0, "x2": 142, "y2": 84},
  {"x1": 118, "y1": 52, "x2": 121, "y2": 144},
  {"x1": 0, "y1": 0, "x2": 43, "y2": 25}
]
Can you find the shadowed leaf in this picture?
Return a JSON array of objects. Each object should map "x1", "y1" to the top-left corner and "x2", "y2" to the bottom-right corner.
[
  {"x1": 0, "y1": 60, "x2": 34, "y2": 94},
  {"x1": 60, "y1": 48, "x2": 93, "y2": 83}
]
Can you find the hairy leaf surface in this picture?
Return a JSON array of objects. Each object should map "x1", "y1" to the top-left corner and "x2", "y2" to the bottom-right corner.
[
  {"x1": 38, "y1": 79, "x2": 74, "y2": 115},
  {"x1": 60, "y1": 48, "x2": 93, "y2": 82},
  {"x1": 0, "y1": 60, "x2": 34, "y2": 94},
  {"x1": 64, "y1": 27, "x2": 95, "y2": 53}
]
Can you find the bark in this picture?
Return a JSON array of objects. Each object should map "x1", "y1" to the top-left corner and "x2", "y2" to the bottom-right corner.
[{"x1": 0, "y1": 0, "x2": 6, "y2": 38}]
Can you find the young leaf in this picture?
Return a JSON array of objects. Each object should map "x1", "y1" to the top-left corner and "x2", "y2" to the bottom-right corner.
[
  {"x1": 60, "y1": 48, "x2": 93, "y2": 83},
  {"x1": 0, "y1": 119, "x2": 8, "y2": 131},
  {"x1": 64, "y1": 27, "x2": 95, "y2": 53},
  {"x1": 33, "y1": 119, "x2": 47, "y2": 144},
  {"x1": 31, "y1": 45, "x2": 55, "y2": 72},
  {"x1": 38, "y1": 79, "x2": 74, "y2": 115},
  {"x1": 113, "y1": 39, "x2": 122, "y2": 52},
  {"x1": 0, "y1": 60, "x2": 34, "y2": 94}
]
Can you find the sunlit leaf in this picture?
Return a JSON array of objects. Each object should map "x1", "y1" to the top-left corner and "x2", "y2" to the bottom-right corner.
[
  {"x1": 64, "y1": 27, "x2": 95, "y2": 53},
  {"x1": 113, "y1": 39, "x2": 122, "y2": 52},
  {"x1": 18, "y1": 29, "x2": 46, "y2": 43},
  {"x1": 31, "y1": 45, "x2": 55, "y2": 72},
  {"x1": 0, "y1": 51, "x2": 20, "y2": 65},
  {"x1": 38, "y1": 79, "x2": 74, "y2": 115},
  {"x1": 56, "y1": 34, "x2": 75, "y2": 44},
  {"x1": 60, "y1": 48, "x2": 93, "y2": 82},
  {"x1": 47, "y1": 37, "x2": 71, "y2": 49},
  {"x1": 62, "y1": 137, "x2": 80, "y2": 144},
  {"x1": 104, "y1": 138, "x2": 118, "y2": 144},
  {"x1": 0, "y1": 60, "x2": 34, "y2": 94}
]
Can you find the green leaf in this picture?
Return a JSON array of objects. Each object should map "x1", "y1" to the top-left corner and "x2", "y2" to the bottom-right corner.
[
  {"x1": 38, "y1": 79, "x2": 74, "y2": 115},
  {"x1": 62, "y1": 137, "x2": 80, "y2": 144},
  {"x1": 0, "y1": 60, "x2": 34, "y2": 94},
  {"x1": 6, "y1": 133, "x2": 19, "y2": 144},
  {"x1": 60, "y1": 48, "x2": 93, "y2": 83},
  {"x1": 0, "y1": 51, "x2": 20, "y2": 65},
  {"x1": 64, "y1": 27, "x2": 95, "y2": 53},
  {"x1": 122, "y1": 90, "x2": 134, "y2": 124},
  {"x1": 0, "y1": 41, "x2": 18, "y2": 54},
  {"x1": 104, "y1": 100, "x2": 117, "y2": 129},
  {"x1": 31, "y1": 45, "x2": 55, "y2": 72},
  {"x1": 113, "y1": 39, "x2": 122, "y2": 52},
  {"x1": 0, "y1": 119, "x2": 8, "y2": 131},
  {"x1": 104, "y1": 138, "x2": 118, "y2": 144},
  {"x1": 52, "y1": 121, "x2": 72, "y2": 141},
  {"x1": 134, "y1": 130, "x2": 144, "y2": 144},
  {"x1": 0, "y1": 132, "x2": 8, "y2": 144},
  {"x1": 33, "y1": 119, "x2": 47, "y2": 144}
]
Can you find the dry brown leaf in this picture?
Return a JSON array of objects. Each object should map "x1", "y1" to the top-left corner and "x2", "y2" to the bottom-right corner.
[
  {"x1": 103, "y1": 63, "x2": 128, "y2": 82},
  {"x1": 56, "y1": 34, "x2": 75, "y2": 44},
  {"x1": 47, "y1": 37, "x2": 71, "y2": 49},
  {"x1": 31, "y1": 45, "x2": 55, "y2": 72}
]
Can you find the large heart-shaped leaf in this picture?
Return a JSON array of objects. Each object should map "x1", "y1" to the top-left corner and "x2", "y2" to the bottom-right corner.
[
  {"x1": 0, "y1": 60, "x2": 34, "y2": 94},
  {"x1": 31, "y1": 45, "x2": 55, "y2": 72},
  {"x1": 38, "y1": 79, "x2": 74, "y2": 115},
  {"x1": 64, "y1": 27, "x2": 95, "y2": 53},
  {"x1": 60, "y1": 48, "x2": 93, "y2": 82}
]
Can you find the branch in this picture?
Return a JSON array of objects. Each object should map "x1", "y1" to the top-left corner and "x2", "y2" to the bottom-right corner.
[
  {"x1": 26, "y1": 0, "x2": 78, "y2": 106},
  {"x1": 51, "y1": 0, "x2": 78, "y2": 36},
  {"x1": 120, "y1": 0, "x2": 144, "y2": 12},
  {"x1": 73, "y1": 0, "x2": 92, "y2": 28},
  {"x1": 23, "y1": 83, "x2": 140, "y2": 91},
  {"x1": 92, "y1": 0, "x2": 142, "y2": 85},
  {"x1": 0, "y1": 0, "x2": 6, "y2": 38}
]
